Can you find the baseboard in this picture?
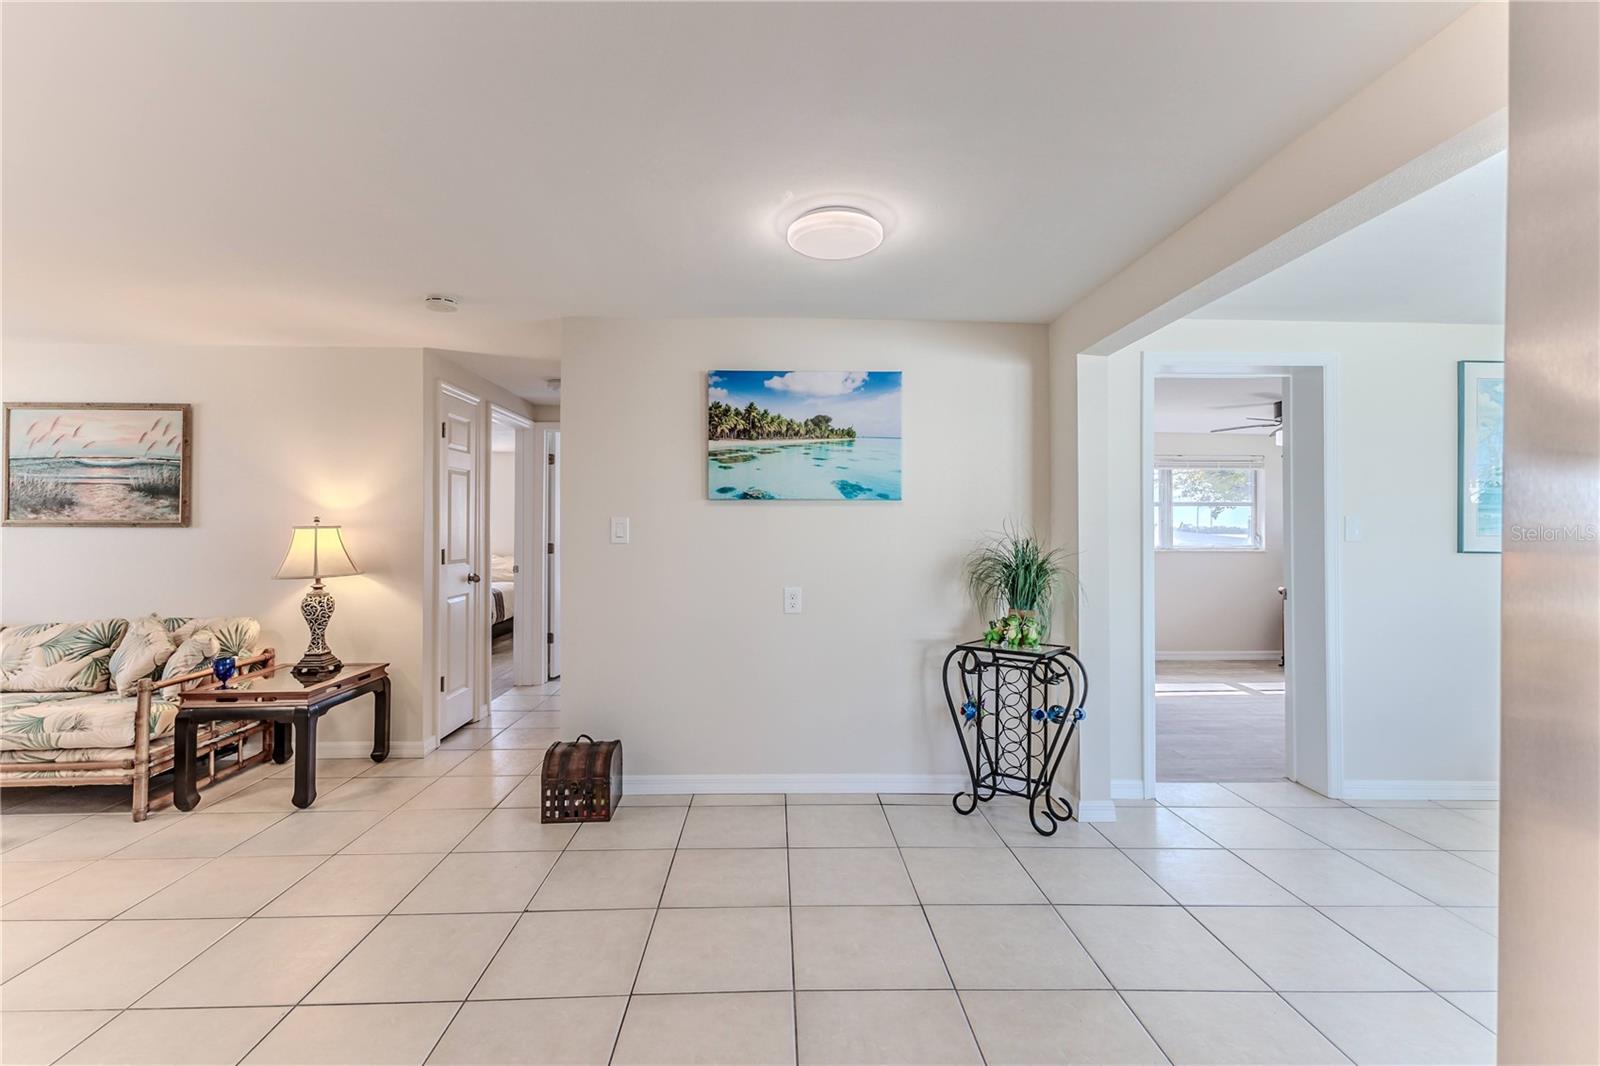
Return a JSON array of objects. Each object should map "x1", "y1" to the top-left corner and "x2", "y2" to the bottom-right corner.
[
  {"x1": 1155, "y1": 650, "x2": 1282, "y2": 661},
  {"x1": 1075, "y1": 800, "x2": 1117, "y2": 823},
  {"x1": 316, "y1": 739, "x2": 432, "y2": 760},
  {"x1": 1342, "y1": 779, "x2": 1499, "y2": 802},
  {"x1": 1111, "y1": 778, "x2": 1147, "y2": 800},
  {"x1": 624, "y1": 773, "x2": 970, "y2": 796}
]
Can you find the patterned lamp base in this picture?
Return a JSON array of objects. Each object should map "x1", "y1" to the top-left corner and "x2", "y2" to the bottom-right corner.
[{"x1": 293, "y1": 582, "x2": 343, "y2": 679}]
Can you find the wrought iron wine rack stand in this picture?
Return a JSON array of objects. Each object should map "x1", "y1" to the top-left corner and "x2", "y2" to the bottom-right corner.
[{"x1": 942, "y1": 640, "x2": 1087, "y2": 835}]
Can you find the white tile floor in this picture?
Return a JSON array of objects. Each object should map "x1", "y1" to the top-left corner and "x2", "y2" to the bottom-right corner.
[{"x1": 0, "y1": 683, "x2": 1496, "y2": 1064}]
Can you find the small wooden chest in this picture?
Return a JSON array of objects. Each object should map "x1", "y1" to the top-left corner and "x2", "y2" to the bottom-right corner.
[{"x1": 541, "y1": 735, "x2": 623, "y2": 823}]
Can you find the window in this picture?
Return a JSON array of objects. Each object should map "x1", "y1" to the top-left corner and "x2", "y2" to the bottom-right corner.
[{"x1": 1154, "y1": 457, "x2": 1264, "y2": 550}]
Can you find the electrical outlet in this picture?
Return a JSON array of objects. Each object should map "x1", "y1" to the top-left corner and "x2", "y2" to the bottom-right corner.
[
  {"x1": 783, "y1": 586, "x2": 802, "y2": 614},
  {"x1": 610, "y1": 517, "x2": 630, "y2": 544}
]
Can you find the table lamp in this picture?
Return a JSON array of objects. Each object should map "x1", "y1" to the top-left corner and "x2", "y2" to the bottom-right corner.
[{"x1": 274, "y1": 516, "x2": 361, "y2": 678}]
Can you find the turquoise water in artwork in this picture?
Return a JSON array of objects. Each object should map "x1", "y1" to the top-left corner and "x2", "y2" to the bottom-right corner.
[
  {"x1": 708, "y1": 438, "x2": 902, "y2": 500},
  {"x1": 1472, "y1": 377, "x2": 1504, "y2": 536}
]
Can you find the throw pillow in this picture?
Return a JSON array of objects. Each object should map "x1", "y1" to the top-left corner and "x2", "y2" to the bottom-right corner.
[{"x1": 109, "y1": 614, "x2": 176, "y2": 696}]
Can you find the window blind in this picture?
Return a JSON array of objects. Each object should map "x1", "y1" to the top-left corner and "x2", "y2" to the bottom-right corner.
[{"x1": 1155, "y1": 455, "x2": 1265, "y2": 470}]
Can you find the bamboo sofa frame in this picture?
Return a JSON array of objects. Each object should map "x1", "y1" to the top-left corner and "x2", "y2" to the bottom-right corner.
[{"x1": 0, "y1": 648, "x2": 278, "y2": 821}]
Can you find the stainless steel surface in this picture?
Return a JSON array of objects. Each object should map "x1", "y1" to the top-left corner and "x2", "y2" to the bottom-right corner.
[{"x1": 1501, "y1": 5, "x2": 1600, "y2": 1059}]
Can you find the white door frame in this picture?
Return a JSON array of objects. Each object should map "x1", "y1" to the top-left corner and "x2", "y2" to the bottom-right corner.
[
  {"x1": 490, "y1": 405, "x2": 539, "y2": 689},
  {"x1": 1140, "y1": 351, "x2": 1344, "y2": 798},
  {"x1": 533, "y1": 421, "x2": 560, "y2": 684}
]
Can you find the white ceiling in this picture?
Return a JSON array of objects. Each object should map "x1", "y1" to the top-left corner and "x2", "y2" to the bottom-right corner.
[
  {"x1": 1195, "y1": 152, "x2": 1507, "y2": 323},
  {"x1": 1154, "y1": 377, "x2": 1283, "y2": 435},
  {"x1": 1, "y1": 3, "x2": 1468, "y2": 352},
  {"x1": 440, "y1": 343, "x2": 564, "y2": 405}
]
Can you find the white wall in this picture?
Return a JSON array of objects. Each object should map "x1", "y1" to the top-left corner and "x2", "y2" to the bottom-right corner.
[
  {"x1": 561, "y1": 318, "x2": 1050, "y2": 788},
  {"x1": 1155, "y1": 432, "x2": 1285, "y2": 656},
  {"x1": 0, "y1": 344, "x2": 429, "y2": 747},
  {"x1": 1085, "y1": 320, "x2": 1503, "y2": 796},
  {"x1": 488, "y1": 451, "x2": 516, "y2": 556}
]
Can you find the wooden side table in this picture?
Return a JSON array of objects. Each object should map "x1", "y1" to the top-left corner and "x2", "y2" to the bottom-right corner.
[{"x1": 174, "y1": 662, "x2": 390, "y2": 811}]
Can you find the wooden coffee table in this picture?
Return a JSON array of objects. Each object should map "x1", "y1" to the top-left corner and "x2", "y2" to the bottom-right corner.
[{"x1": 174, "y1": 662, "x2": 390, "y2": 811}]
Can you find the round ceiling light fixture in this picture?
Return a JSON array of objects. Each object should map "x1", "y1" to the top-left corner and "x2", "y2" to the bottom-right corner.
[
  {"x1": 785, "y1": 207, "x2": 884, "y2": 260},
  {"x1": 423, "y1": 295, "x2": 459, "y2": 313}
]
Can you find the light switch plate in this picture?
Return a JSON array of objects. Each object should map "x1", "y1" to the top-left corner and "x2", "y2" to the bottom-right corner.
[
  {"x1": 783, "y1": 587, "x2": 802, "y2": 614},
  {"x1": 1344, "y1": 515, "x2": 1363, "y2": 542},
  {"x1": 610, "y1": 517, "x2": 630, "y2": 544}
]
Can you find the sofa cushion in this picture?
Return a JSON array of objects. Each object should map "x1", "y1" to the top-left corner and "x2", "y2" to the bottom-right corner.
[
  {"x1": 0, "y1": 690, "x2": 179, "y2": 750},
  {"x1": 162, "y1": 631, "x2": 219, "y2": 688},
  {"x1": 160, "y1": 617, "x2": 262, "y2": 690},
  {"x1": 108, "y1": 615, "x2": 176, "y2": 696},
  {"x1": 164, "y1": 617, "x2": 262, "y2": 659},
  {"x1": 0, "y1": 619, "x2": 128, "y2": 693}
]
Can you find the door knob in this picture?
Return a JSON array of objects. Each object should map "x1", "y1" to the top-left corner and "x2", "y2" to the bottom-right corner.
[{"x1": 466, "y1": 573, "x2": 481, "y2": 583}]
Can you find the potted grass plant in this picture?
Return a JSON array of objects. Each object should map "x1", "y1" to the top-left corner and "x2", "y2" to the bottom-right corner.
[{"x1": 965, "y1": 526, "x2": 1073, "y2": 648}]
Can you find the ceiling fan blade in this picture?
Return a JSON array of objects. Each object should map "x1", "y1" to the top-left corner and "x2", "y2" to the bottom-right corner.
[
  {"x1": 1210, "y1": 423, "x2": 1274, "y2": 433},
  {"x1": 1210, "y1": 395, "x2": 1282, "y2": 410}
]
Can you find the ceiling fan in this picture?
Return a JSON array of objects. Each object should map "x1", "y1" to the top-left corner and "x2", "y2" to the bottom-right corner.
[{"x1": 1211, "y1": 400, "x2": 1283, "y2": 434}]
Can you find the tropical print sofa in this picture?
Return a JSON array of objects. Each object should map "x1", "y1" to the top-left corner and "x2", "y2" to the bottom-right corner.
[{"x1": 0, "y1": 615, "x2": 272, "y2": 819}]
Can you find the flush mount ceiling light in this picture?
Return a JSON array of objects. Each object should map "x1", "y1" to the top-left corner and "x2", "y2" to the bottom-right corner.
[
  {"x1": 785, "y1": 207, "x2": 884, "y2": 260},
  {"x1": 423, "y1": 295, "x2": 458, "y2": 313}
]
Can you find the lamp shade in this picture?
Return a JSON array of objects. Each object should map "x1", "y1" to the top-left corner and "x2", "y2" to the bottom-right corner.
[{"x1": 274, "y1": 518, "x2": 360, "y2": 580}]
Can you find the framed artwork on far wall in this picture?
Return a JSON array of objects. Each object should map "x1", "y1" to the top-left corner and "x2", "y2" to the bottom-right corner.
[
  {"x1": 1457, "y1": 361, "x2": 1503, "y2": 554},
  {"x1": 3, "y1": 403, "x2": 192, "y2": 527},
  {"x1": 707, "y1": 371, "x2": 902, "y2": 501}
]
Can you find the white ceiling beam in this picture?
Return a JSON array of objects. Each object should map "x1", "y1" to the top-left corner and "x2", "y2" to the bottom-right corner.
[{"x1": 1051, "y1": 2, "x2": 1509, "y2": 359}]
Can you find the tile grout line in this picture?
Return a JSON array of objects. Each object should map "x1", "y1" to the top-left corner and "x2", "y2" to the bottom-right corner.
[
  {"x1": 225, "y1": 709, "x2": 556, "y2": 1064},
  {"x1": 894, "y1": 796, "x2": 988, "y2": 1066},
  {"x1": 604, "y1": 796, "x2": 690, "y2": 1065},
  {"x1": 978, "y1": 798, "x2": 1172, "y2": 1062},
  {"x1": 415, "y1": 818, "x2": 569, "y2": 1065},
  {"x1": 787, "y1": 796, "x2": 799, "y2": 1066},
  {"x1": 1093, "y1": 789, "x2": 1420, "y2": 1063}
]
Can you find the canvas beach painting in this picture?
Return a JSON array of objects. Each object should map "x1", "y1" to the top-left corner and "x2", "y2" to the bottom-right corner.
[
  {"x1": 4, "y1": 403, "x2": 192, "y2": 526},
  {"x1": 708, "y1": 371, "x2": 902, "y2": 500},
  {"x1": 1458, "y1": 361, "x2": 1503, "y2": 553}
]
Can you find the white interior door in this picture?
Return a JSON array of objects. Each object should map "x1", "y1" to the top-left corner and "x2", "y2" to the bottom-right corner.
[
  {"x1": 547, "y1": 429, "x2": 562, "y2": 680},
  {"x1": 438, "y1": 386, "x2": 482, "y2": 737}
]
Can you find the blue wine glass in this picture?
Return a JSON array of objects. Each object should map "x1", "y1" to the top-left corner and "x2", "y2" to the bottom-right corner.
[{"x1": 212, "y1": 655, "x2": 238, "y2": 690}]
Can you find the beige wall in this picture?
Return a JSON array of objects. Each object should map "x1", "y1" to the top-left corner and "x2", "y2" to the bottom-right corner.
[
  {"x1": 1154, "y1": 432, "x2": 1285, "y2": 656},
  {"x1": 530, "y1": 405, "x2": 561, "y2": 423},
  {"x1": 0, "y1": 344, "x2": 430, "y2": 748},
  {"x1": 560, "y1": 317, "x2": 1050, "y2": 787},
  {"x1": 1500, "y1": 2, "x2": 1600, "y2": 1057}
]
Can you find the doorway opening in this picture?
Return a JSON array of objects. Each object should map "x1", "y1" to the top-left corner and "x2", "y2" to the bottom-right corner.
[
  {"x1": 1141, "y1": 356, "x2": 1341, "y2": 798},
  {"x1": 1151, "y1": 376, "x2": 1288, "y2": 782}
]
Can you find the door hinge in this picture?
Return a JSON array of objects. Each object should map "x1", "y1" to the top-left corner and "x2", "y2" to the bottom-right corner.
[
  {"x1": 547, "y1": 453, "x2": 555, "y2": 466},
  {"x1": 547, "y1": 542, "x2": 555, "y2": 555},
  {"x1": 440, "y1": 548, "x2": 445, "y2": 564},
  {"x1": 548, "y1": 632, "x2": 555, "y2": 645},
  {"x1": 439, "y1": 676, "x2": 445, "y2": 693},
  {"x1": 441, "y1": 421, "x2": 446, "y2": 438}
]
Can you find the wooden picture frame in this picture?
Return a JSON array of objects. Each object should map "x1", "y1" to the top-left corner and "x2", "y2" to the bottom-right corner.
[{"x1": 3, "y1": 402, "x2": 192, "y2": 527}]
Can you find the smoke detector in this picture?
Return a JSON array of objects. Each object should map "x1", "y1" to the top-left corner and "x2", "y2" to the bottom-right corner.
[
  {"x1": 423, "y1": 295, "x2": 458, "y2": 313},
  {"x1": 546, "y1": 378, "x2": 562, "y2": 394}
]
